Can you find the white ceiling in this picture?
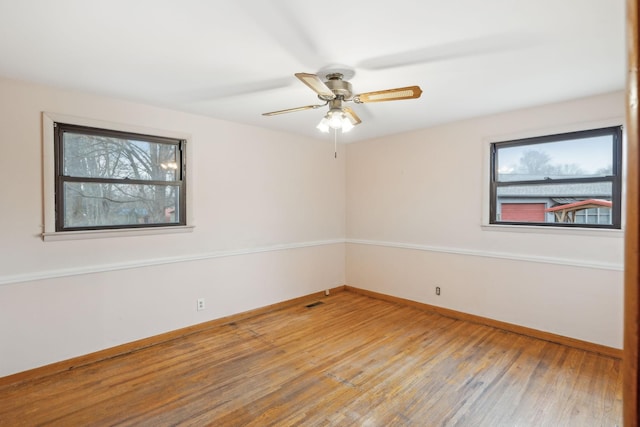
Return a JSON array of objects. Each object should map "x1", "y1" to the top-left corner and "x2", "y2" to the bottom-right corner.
[{"x1": 0, "y1": 0, "x2": 626, "y2": 143}]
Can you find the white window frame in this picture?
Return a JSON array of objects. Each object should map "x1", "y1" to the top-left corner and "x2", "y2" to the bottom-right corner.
[{"x1": 42, "y1": 112, "x2": 194, "y2": 241}]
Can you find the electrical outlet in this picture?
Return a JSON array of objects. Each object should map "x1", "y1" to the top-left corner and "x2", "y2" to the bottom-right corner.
[
  {"x1": 435, "y1": 286, "x2": 441, "y2": 296},
  {"x1": 197, "y1": 298, "x2": 205, "y2": 311}
]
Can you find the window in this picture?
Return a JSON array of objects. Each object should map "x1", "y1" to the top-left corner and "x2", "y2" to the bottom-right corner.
[
  {"x1": 53, "y1": 123, "x2": 187, "y2": 232},
  {"x1": 575, "y1": 207, "x2": 611, "y2": 225},
  {"x1": 490, "y1": 126, "x2": 622, "y2": 229}
]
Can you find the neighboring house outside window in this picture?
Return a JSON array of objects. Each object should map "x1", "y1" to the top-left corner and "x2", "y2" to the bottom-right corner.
[
  {"x1": 490, "y1": 126, "x2": 622, "y2": 229},
  {"x1": 546, "y1": 199, "x2": 612, "y2": 224}
]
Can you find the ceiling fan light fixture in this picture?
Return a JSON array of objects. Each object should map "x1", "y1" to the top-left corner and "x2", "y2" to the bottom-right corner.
[
  {"x1": 341, "y1": 118, "x2": 354, "y2": 133},
  {"x1": 317, "y1": 109, "x2": 354, "y2": 133},
  {"x1": 316, "y1": 117, "x2": 330, "y2": 133},
  {"x1": 327, "y1": 109, "x2": 345, "y2": 129}
]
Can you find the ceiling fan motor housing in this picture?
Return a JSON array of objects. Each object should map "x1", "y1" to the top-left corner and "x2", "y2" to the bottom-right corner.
[{"x1": 320, "y1": 73, "x2": 353, "y2": 101}]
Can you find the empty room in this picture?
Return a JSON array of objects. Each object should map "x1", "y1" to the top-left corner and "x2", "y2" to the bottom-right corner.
[{"x1": 0, "y1": 0, "x2": 636, "y2": 426}]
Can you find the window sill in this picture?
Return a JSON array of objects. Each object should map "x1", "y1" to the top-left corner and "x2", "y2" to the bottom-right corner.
[
  {"x1": 42, "y1": 225, "x2": 195, "y2": 242},
  {"x1": 481, "y1": 223, "x2": 623, "y2": 238}
]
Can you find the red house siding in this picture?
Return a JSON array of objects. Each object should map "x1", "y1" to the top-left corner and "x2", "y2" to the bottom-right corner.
[{"x1": 501, "y1": 203, "x2": 546, "y2": 222}]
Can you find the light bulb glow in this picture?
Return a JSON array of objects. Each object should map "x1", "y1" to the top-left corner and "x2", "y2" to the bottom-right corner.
[
  {"x1": 316, "y1": 117, "x2": 330, "y2": 133},
  {"x1": 327, "y1": 111, "x2": 344, "y2": 129},
  {"x1": 317, "y1": 108, "x2": 356, "y2": 133}
]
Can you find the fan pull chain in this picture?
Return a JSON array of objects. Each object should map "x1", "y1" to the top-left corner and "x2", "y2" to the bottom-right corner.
[{"x1": 334, "y1": 128, "x2": 338, "y2": 159}]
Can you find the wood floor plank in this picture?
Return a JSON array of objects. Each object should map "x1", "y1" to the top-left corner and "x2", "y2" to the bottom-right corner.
[{"x1": 0, "y1": 291, "x2": 622, "y2": 426}]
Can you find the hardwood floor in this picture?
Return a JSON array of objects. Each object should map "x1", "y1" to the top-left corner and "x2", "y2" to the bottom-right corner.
[{"x1": 0, "y1": 291, "x2": 622, "y2": 426}]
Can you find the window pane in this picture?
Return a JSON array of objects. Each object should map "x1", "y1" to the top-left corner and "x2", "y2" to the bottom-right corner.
[
  {"x1": 63, "y1": 182, "x2": 179, "y2": 228},
  {"x1": 575, "y1": 207, "x2": 612, "y2": 225},
  {"x1": 496, "y1": 182, "x2": 612, "y2": 224},
  {"x1": 496, "y1": 135, "x2": 613, "y2": 182},
  {"x1": 63, "y1": 132, "x2": 178, "y2": 181}
]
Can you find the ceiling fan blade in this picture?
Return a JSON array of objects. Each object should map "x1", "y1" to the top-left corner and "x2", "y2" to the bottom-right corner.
[
  {"x1": 180, "y1": 77, "x2": 294, "y2": 102},
  {"x1": 343, "y1": 107, "x2": 362, "y2": 125},
  {"x1": 237, "y1": 1, "x2": 326, "y2": 70},
  {"x1": 354, "y1": 86, "x2": 423, "y2": 104},
  {"x1": 295, "y1": 73, "x2": 335, "y2": 99},
  {"x1": 262, "y1": 104, "x2": 325, "y2": 116},
  {"x1": 357, "y1": 33, "x2": 539, "y2": 70}
]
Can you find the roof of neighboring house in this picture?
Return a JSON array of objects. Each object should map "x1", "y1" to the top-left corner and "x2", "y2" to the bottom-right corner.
[
  {"x1": 497, "y1": 182, "x2": 611, "y2": 197},
  {"x1": 545, "y1": 199, "x2": 612, "y2": 212}
]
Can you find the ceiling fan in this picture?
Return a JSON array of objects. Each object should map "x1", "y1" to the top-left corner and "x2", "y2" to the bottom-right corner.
[{"x1": 262, "y1": 69, "x2": 422, "y2": 133}]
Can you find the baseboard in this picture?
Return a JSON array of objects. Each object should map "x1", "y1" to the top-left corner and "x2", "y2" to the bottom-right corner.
[
  {"x1": 0, "y1": 286, "x2": 347, "y2": 388},
  {"x1": 345, "y1": 286, "x2": 622, "y2": 360}
]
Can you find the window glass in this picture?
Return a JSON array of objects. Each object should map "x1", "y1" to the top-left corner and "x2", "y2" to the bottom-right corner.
[
  {"x1": 496, "y1": 135, "x2": 613, "y2": 182},
  {"x1": 62, "y1": 133, "x2": 179, "y2": 181},
  {"x1": 62, "y1": 182, "x2": 179, "y2": 228}
]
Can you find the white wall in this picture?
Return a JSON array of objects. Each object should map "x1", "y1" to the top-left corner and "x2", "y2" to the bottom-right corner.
[
  {"x1": 0, "y1": 77, "x2": 346, "y2": 377},
  {"x1": 346, "y1": 91, "x2": 625, "y2": 349}
]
